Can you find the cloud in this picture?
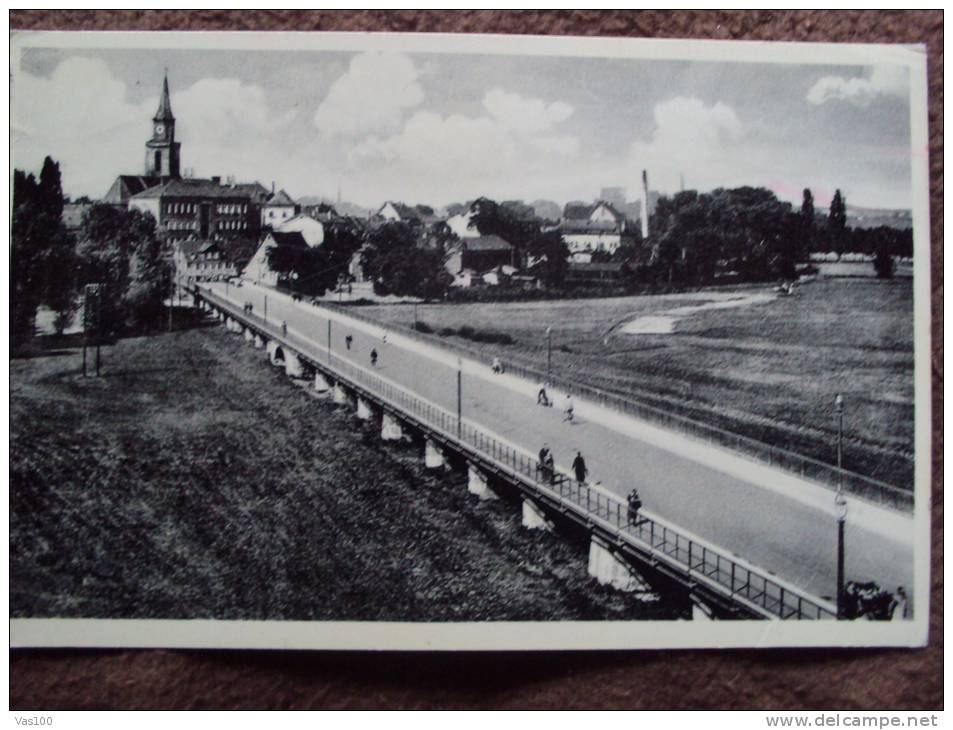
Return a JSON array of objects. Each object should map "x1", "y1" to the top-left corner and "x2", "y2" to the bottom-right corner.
[
  {"x1": 313, "y1": 52, "x2": 424, "y2": 139},
  {"x1": 172, "y1": 78, "x2": 296, "y2": 181},
  {"x1": 806, "y1": 65, "x2": 908, "y2": 106},
  {"x1": 627, "y1": 97, "x2": 744, "y2": 193},
  {"x1": 13, "y1": 57, "x2": 296, "y2": 197},
  {"x1": 13, "y1": 56, "x2": 149, "y2": 196},
  {"x1": 345, "y1": 88, "x2": 578, "y2": 202},
  {"x1": 482, "y1": 88, "x2": 574, "y2": 137}
]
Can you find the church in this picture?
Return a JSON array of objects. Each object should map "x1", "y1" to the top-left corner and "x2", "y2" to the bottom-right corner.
[{"x1": 103, "y1": 73, "x2": 290, "y2": 246}]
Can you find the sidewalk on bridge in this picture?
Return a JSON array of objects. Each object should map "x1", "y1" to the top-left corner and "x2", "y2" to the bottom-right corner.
[{"x1": 231, "y1": 281, "x2": 913, "y2": 547}]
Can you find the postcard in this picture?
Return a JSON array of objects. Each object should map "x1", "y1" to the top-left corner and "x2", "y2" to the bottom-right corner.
[{"x1": 9, "y1": 30, "x2": 931, "y2": 649}]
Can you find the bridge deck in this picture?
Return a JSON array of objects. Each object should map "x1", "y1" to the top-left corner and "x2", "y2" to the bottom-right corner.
[{"x1": 197, "y1": 282, "x2": 913, "y2": 619}]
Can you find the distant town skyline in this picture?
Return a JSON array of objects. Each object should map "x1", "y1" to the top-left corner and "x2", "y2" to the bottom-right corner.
[{"x1": 13, "y1": 44, "x2": 914, "y2": 210}]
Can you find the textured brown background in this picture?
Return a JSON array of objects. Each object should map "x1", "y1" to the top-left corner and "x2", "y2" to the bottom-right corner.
[{"x1": 8, "y1": 10, "x2": 942, "y2": 710}]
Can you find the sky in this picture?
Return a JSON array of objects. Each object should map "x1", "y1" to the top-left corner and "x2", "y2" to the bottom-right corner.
[{"x1": 11, "y1": 44, "x2": 915, "y2": 210}]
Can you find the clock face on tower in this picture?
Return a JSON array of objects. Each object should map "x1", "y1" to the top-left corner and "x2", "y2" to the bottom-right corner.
[{"x1": 155, "y1": 123, "x2": 165, "y2": 137}]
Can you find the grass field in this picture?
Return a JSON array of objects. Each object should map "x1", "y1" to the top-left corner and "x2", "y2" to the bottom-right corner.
[
  {"x1": 357, "y1": 277, "x2": 914, "y2": 487},
  {"x1": 10, "y1": 325, "x2": 679, "y2": 621}
]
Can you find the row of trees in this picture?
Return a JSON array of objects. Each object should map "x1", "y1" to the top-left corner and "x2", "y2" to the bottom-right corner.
[
  {"x1": 12, "y1": 156, "x2": 169, "y2": 345},
  {"x1": 612, "y1": 186, "x2": 909, "y2": 287}
]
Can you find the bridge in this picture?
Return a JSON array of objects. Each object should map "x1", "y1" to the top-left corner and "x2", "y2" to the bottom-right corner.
[{"x1": 192, "y1": 281, "x2": 914, "y2": 620}]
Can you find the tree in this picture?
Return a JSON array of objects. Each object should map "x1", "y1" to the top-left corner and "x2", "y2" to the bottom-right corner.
[
  {"x1": 874, "y1": 245, "x2": 896, "y2": 279},
  {"x1": 800, "y1": 188, "x2": 816, "y2": 254},
  {"x1": 648, "y1": 187, "x2": 798, "y2": 285},
  {"x1": 525, "y1": 230, "x2": 569, "y2": 288},
  {"x1": 266, "y1": 243, "x2": 332, "y2": 296},
  {"x1": 470, "y1": 196, "x2": 542, "y2": 261},
  {"x1": 76, "y1": 203, "x2": 161, "y2": 334},
  {"x1": 362, "y1": 222, "x2": 451, "y2": 299},
  {"x1": 11, "y1": 157, "x2": 77, "y2": 342},
  {"x1": 322, "y1": 218, "x2": 364, "y2": 284},
  {"x1": 829, "y1": 189, "x2": 847, "y2": 254}
]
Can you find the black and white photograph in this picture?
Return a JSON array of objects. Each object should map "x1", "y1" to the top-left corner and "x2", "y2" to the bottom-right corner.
[{"x1": 9, "y1": 31, "x2": 931, "y2": 650}]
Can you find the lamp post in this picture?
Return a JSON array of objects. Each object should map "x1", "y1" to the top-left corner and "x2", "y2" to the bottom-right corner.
[
  {"x1": 546, "y1": 326, "x2": 552, "y2": 383},
  {"x1": 456, "y1": 356, "x2": 463, "y2": 438},
  {"x1": 834, "y1": 392, "x2": 847, "y2": 619},
  {"x1": 835, "y1": 486, "x2": 848, "y2": 619},
  {"x1": 835, "y1": 393, "x2": 844, "y2": 486}
]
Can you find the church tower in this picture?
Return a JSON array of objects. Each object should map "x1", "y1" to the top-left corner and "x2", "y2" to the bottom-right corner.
[{"x1": 144, "y1": 71, "x2": 181, "y2": 178}]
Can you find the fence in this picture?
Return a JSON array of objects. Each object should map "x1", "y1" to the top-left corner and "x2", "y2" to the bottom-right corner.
[
  {"x1": 317, "y1": 299, "x2": 912, "y2": 512},
  {"x1": 199, "y1": 285, "x2": 838, "y2": 620}
]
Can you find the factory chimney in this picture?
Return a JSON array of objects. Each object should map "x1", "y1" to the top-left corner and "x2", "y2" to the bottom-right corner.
[{"x1": 640, "y1": 169, "x2": 650, "y2": 240}]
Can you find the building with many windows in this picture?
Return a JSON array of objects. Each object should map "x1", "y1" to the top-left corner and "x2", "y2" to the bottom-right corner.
[{"x1": 127, "y1": 177, "x2": 264, "y2": 244}]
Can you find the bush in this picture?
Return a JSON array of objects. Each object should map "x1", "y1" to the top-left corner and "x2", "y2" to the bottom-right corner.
[
  {"x1": 874, "y1": 249, "x2": 895, "y2": 279},
  {"x1": 432, "y1": 324, "x2": 514, "y2": 345},
  {"x1": 413, "y1": 320, "x2": 434, "y2": 334}
]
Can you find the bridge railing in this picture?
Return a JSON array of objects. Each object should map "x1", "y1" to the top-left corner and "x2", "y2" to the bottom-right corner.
[
  {"x1": 199, "y1": 286, "x2": 836, "y2": 620},
  {"x1": 329, "y1": 354, "x2": 837, "y2": 622},
  {"x1": 316, "y1": 299, "x2": 911, "y2": 513}
]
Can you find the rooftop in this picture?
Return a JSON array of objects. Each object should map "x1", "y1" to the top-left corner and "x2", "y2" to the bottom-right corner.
[{"x1": 131, "y1": 178, "x2": 267, "y2": 200}]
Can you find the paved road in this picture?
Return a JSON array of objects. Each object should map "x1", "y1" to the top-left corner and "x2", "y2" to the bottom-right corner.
[{"x1": 209, "y1": 282, "x2": 914, "y2": 603}]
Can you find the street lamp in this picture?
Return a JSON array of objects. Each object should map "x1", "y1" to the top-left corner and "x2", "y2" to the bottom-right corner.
[
  {"x1": 546, "y1": 326, "x2": 553, "y2": 383},
  {"x1": 835, "y1": 486, "x2": 848, "y2": 619},
  {"x1": 456, "y1": 356, "x2": 463, "y2": 438},
  {"x1": 834, "y1": 393, "x2": 844, "y2": 485}
]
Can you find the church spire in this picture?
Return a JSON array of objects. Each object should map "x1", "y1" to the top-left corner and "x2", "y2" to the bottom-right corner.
[{"x1": 154, "y1": 69, "x2": 174, "y2": 122}]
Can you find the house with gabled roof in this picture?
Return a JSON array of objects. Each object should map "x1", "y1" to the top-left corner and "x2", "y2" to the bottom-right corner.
[
  {"x1": 377, "y1": 201, "x2": 422, "y2": 225},
  {"x1": 242, "y1": 230, "x2": 309, "y2": 288},
  {"x1": 444, "y1": 234, "x2": 516, "y2": 286},
  {"x1": 277, "y1": 213, "x2": 325, "y2": 247},
  {"x1": 173, "y1": 239, "x2": 237, "y2": 287},
  {"x1": 559, "y1": 200, "x2": 632, "y2": 257},
  {"x1": 262, "y1": 187, "x2": 299, "y2": 228}
]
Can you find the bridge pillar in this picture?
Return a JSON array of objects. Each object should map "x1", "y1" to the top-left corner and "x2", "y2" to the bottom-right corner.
[
  {"x1": 314, "y1": 371, "x2": 331, "y2": 393},
  {"x1": 424, "y1": 439, "x2": 445, "y2": 469},
  {"x1": 332, "y1": 382, "x2": 350, "y2": 405},
  {"x1": 284, "y1": 351, "x2": 305, "y2": 378},
  {"x1": 467, "y1": 463, "x2": 497, "y2": 500},
  {"x1": 381, "y1": 412, "x2": 403, "y2": 441},
  {"x1": 244, "y1": 328, "x2": 254, "y2": 343},
  {"x1": 266, "y1": 341, "x2": 282, "y2": 366},
  {"x1": 587, "y1": 536, "x2": 653, "y2": 593},
  {"x1": 356, "y1": 396, "x2": 375, "y2": 420},
  {"x1": 691, "y1": 602, "x2": 715, "y2": 621},
  {"x1": 522, "y1": 498, "x2": 553, "y2": 531},
  {"x1": 254, "y1": 334, "x2": 265, "y2": 349}
]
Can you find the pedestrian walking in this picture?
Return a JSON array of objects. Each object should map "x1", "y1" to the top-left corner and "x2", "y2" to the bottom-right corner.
[
  {"x1": 370, "y1": 348, "x2": 378, "y2": 367},
  {"x1": 563, "y1": 393, "x2": 574, "y2": 422},
  {"x1": 571, "y1": 450, "x2": 588, "y2": 484},
  {"x1": 345, "y1": 334, "x2": 353, "y2": 350},
  {"x1": 537, "y1": 382, "x2": 551, "y2": 406},
  {"x1": 891, "y1": 586, "x2": 910, "y2": 620},
  {"x1": 537, "y1": 443, "x2": 555, "y2": 484},
  {"x1": 627, "y1": 489, "x2": 643, "y2": 525},
  {"x1": 281, "y1": 320, "x2": 287, "y2": 336},
  {"x1": 492, "y1": 356, "x2": 503, "y2": 374}
]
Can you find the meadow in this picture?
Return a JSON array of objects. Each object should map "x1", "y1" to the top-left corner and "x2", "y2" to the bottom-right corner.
[
  {"x1": 10, "y1": 325, "x2": 677, "y2": 621},
  {"x1": 358, "y1": 277, "x2": 915, "y2": 488}
]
